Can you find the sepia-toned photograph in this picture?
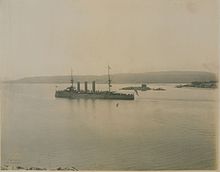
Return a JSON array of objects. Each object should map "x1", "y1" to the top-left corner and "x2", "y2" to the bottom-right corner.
[{"x1": 0, "y1": 0, "x2": 219, "y2": 171}]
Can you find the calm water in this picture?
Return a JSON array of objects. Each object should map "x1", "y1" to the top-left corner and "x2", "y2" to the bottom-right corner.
[{"x1": 0, "y1": 83, "x2": 218, "y2": 170}]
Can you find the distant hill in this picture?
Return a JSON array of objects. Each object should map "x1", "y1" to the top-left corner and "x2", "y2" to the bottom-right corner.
[{"x1": 7, "y1": 71, "x2": 218, "y2": 84}]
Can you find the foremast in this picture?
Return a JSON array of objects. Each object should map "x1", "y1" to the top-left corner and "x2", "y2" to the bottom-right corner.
[
  {"x1": 108, "y1": 65, "x2": 112, "y2": 92},
  {"x1": 70, "y1": 68, "x2": 74, "y2": 88}
]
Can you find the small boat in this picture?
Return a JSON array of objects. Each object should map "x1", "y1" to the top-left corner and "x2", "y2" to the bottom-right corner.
[
  {"x1": 152, "y1": 88, "x2": 166, "y2": 91},
  {"x1": 120, "y1": 84, "x2": 151, "y2": 91}
]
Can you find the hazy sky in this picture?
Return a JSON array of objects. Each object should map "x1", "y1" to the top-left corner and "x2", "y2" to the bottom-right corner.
[{"x1": 0, "y1": 0, "x2": 219, "y2": 79}]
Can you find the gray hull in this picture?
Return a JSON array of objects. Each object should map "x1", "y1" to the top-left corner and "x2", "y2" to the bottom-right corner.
[{"x1": 55, "y1": 90, "x2": 134, "y2": 100}]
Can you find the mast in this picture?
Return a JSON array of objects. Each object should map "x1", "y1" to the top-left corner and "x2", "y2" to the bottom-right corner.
[
  {"x1": 108, "y1": 65, "x2": 112, "y2": 92},
  {"x1": 70, "y1": 68, "x2": 74, "y2": 88}
]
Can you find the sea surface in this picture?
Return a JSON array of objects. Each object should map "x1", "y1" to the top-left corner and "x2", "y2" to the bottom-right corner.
[{"x1": 0, "y1": 83, "x2": 218, "y2": 170}]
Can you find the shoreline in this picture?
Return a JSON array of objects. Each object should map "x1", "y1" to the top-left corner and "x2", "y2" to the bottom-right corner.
[{"x1": 1, "y1": 166, "x2": 79, "y2": 171}]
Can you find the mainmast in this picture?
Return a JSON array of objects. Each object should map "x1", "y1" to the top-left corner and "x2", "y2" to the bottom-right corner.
[
  {"x1": 108, "y1": 65, "x2": 112, "y2": 92},
  {"x1": 70, "y1": 68, "x2": 74, "y2": 88}
]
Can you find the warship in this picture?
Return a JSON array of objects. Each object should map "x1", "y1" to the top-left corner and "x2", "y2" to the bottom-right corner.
[{"x1": 55, "y1": 66, "x2": 134, "y2": 100}]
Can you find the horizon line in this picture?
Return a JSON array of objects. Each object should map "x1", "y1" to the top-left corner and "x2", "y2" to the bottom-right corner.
[{"x1": 2, "y1": 70, "x2": 218, "y2": 82}]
